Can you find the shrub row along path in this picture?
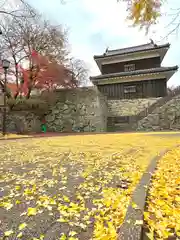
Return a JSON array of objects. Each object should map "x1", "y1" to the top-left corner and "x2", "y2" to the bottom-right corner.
[{"x1": 0, "y1": 132, "x2": 180, "y2": 240}]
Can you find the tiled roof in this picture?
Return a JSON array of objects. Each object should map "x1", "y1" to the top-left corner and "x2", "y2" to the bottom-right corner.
[
  {"x1": 94, "y1": 43, "x2": 170, "y2": 59},
  {"x1": 90, "y1": 66, "x2": 178, "y2": 81}
]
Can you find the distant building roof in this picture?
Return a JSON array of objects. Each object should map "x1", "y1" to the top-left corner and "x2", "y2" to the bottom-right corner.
[
  {"x1": 90, "y1": 66, "x2": 178, "y2": 81},
  {"x1": 94, "y1": 42, "x2": 170, "y2": 59}
]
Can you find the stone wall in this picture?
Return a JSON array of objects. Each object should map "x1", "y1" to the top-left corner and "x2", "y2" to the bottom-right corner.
[
  {"x1": 108, "y1": 98, "x2": 160, "y2": 116},
  {"x1": 45, "y1": 87, "x2": 108, "y2": 132},
  {"x1": 0, "y1": 111, "x2": 41, "y2": 133},
  {"x1": 4, "y1": 86, "x2": 177, "y2": 134},
  {"x1": 137, "y1": 95, "x2": 180, "y2": 131},
  {"x1": 0, "y1": 87, "x2": 107, "y2": 134}
]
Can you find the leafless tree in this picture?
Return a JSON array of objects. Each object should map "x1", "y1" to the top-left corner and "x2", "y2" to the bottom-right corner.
[
  {"x1": 161, "y1": 7, "x2": 180, "y2": 39},
  {"x1": 69, "y1": 58, "x2": 89, "y2": 87},
  {"x1": 0, "y1": 0, "x2": 35, "y2": 18},
  {"x1": 0, "y1": 0, "x2": 88, "y2": 99},
  {"x1": 0, "y1": 0, "x2": 38, "y2": 93},
  {"x1": 0, "y1": 3, "x2": 70, "y2": 97}
]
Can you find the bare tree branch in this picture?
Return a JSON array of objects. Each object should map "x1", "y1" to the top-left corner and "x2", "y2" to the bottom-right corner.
[
  {"x1": 0, "y1": 0, "x2": 36, "y2": 18},
  {"x1": 69, "y1": 58, "x2": 89, "y2": 87}
]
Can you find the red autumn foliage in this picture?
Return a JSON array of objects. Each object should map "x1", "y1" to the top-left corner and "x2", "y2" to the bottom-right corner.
[{"x1": 17, "y1": 50, "x2": 77, "y2": 97}]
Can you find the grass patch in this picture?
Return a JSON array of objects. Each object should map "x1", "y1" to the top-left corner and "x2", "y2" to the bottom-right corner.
[
  {"x1": 0, "y1": 133, "x2": 180, "y2": 240},
  {"x1": 144, "y1": 146, "x2": 180, "y2": 239}
]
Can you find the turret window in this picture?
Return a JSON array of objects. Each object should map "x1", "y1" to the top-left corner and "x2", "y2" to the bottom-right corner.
[
  {"x1": 124, "y1": 85, "x2": 136, "y2": 93},
  {"x1": 124, "y1": 64, "x2": 135, "y2": 72}
]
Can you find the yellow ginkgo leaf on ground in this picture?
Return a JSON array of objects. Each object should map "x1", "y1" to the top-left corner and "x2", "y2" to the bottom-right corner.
[
  {"x1": 63, "y1": 195, "x2": 70, "y2": 202},
  {"x1": 69, "y1": 231, "x2": 78, "y2": 237},
  {"x1": 40, "y1": 234, "x2": 45, "y2": 240},
  {"x1": 18, "y1": 222, "x2": 27, "y2": 231},
  {"x1": 175, "y1": 178, "x2": 180, "y2": 184},
  {"x1": 4, "y1": 230, "x2": 14, "y2": 237},
  {"x1": 17, "y1": 232, "x2": 23, "y2": 238},
  {"x1": 1, "y1": 202, "x2": 13, "y2": 210},
  {"x1": 175, "y1": 196, "x2": 180, "y2": 202},
  {"x1": 16, "y1": 200, "x2": 21, "y2": 204},
  {"x1": 145, "y1": 146, "x2": 180, "y2": 238},
  {"x1": 27, "y1": 207, "x2": 37, "y2": 216},
  {"x1": 57, "y1": 218, "x2": 68, "y2": 223},
  {"x1": 131, "y1": 202, "x2": 139, "y2": 209},
  {"x1": 60, "y1": 233, "x2": 67, "y2": 240},
  {"x1": 49, "y1": 199, "x2": 56, "y2": 205},
  {"x1": 15, "y1": 185, "x2": 21, "y2": 191},
  {"x1": 143, "y1": 211, "x2": 150, "y2": 220},
  {"x1": 146, "y1": 231, "x2": 154, "y2": 240},
  {"x1": 1, "y1": 132, "x2": 180, "y2": 239}
]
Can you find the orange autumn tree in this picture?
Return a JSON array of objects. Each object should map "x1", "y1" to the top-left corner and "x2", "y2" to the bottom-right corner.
[{"x1": 17, "y1": 50, "x2": 77, "y2": 98}]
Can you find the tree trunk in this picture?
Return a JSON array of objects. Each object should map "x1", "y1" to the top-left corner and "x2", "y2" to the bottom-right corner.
[{"x1": 26, "y1": 87, "x2": 32, "y2": 99}]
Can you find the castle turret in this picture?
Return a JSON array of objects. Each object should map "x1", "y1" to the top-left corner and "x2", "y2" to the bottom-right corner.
[{"x1": 90, "y1": 41, "x2": 178, "y2": 99}]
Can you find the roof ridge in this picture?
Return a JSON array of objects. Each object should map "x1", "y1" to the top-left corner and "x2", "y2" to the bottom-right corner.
[
  {"x1": 90, "y1": 66, "x2": 178, "y2": 80},
  {"x1": 107, "y1": 43, "x2": 153, "y2": 53},
  {"x1": 94, "y1": 42, "x2": 170, "y2": 59}
]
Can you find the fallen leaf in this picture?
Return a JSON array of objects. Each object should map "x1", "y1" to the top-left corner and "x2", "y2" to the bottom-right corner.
[
  {"x1": 146, "y1": 231, "x2": 154, "y2": 240},
  {"x1": 18, "y1": 222, "x2": 27, "y2": 231},
  {"x1": 27, "y1": 207, "x2": 37, "y2": 216},
  {"x1": 69, "y1": 231, "x2": 78, "y2": 237},
  {"x1": 60, "y1": 233, "x2": 67, "y2": 240},
  {"x1": 57, "y1": 218, "x2": 68, "y2": 223},
  {"x1": 17, "y1": 232, "x2": 23, "y2": 238},
  {"x1": 4, "y1": 230, "x2": 14, "y2": 237}
]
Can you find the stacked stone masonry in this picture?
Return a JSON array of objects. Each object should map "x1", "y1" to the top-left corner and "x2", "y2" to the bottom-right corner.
[
  {"x1": 0, "y1": 111, "x2": 41, "y2": 133},
  {"x1": 137, "y1": 95, "x2": 180, "y2": 131},
  {"x1": 0, "y1": 87, "x2": 108, "y2": 133},
  {"x1": 108, "y1": 98, "x2": 160, "y2": 117},
  {"x1": 1, "y1": 86, "x2": 180, "y2": 133},
  {"x1": 45, "y1": 87, "x2": 107, "y2": 132}
]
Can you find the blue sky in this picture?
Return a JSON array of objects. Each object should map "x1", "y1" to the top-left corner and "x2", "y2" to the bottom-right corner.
[{"x1": 28, "y1": 0, "x2": 180, "y2": 87}]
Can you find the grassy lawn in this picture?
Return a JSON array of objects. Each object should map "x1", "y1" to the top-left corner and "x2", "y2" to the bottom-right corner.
[{"x1": 0, "y1": 133, "x2": 180, "y2": 240}]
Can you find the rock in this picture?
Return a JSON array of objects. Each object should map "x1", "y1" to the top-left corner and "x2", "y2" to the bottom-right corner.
[
  {"x1": 137, "y1": 95, "x2": 180, "y2": 131},
  {"x1": 108, "y1": 98, "x2": 159, "y2": 116},
  {"x1": 63, "y1": 108, "x2": 72, "y2": 115},
  {"x1": 53, "y1": 109, "x2": 60, "y2": 114},
  {"x1": 63, "y1": 104, "x2": 68, "y2": 110},
  {"x1": 54, "y1": 118, "x2": 63, "y2": 126},
  {"x1": 46, "y1": 114, "x2": 55, "y2": 122}
]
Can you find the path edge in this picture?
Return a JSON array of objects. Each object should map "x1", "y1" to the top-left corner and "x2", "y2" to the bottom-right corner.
[{"x1": 118, "y1": 146, "x2": 179, "y2": 240}]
